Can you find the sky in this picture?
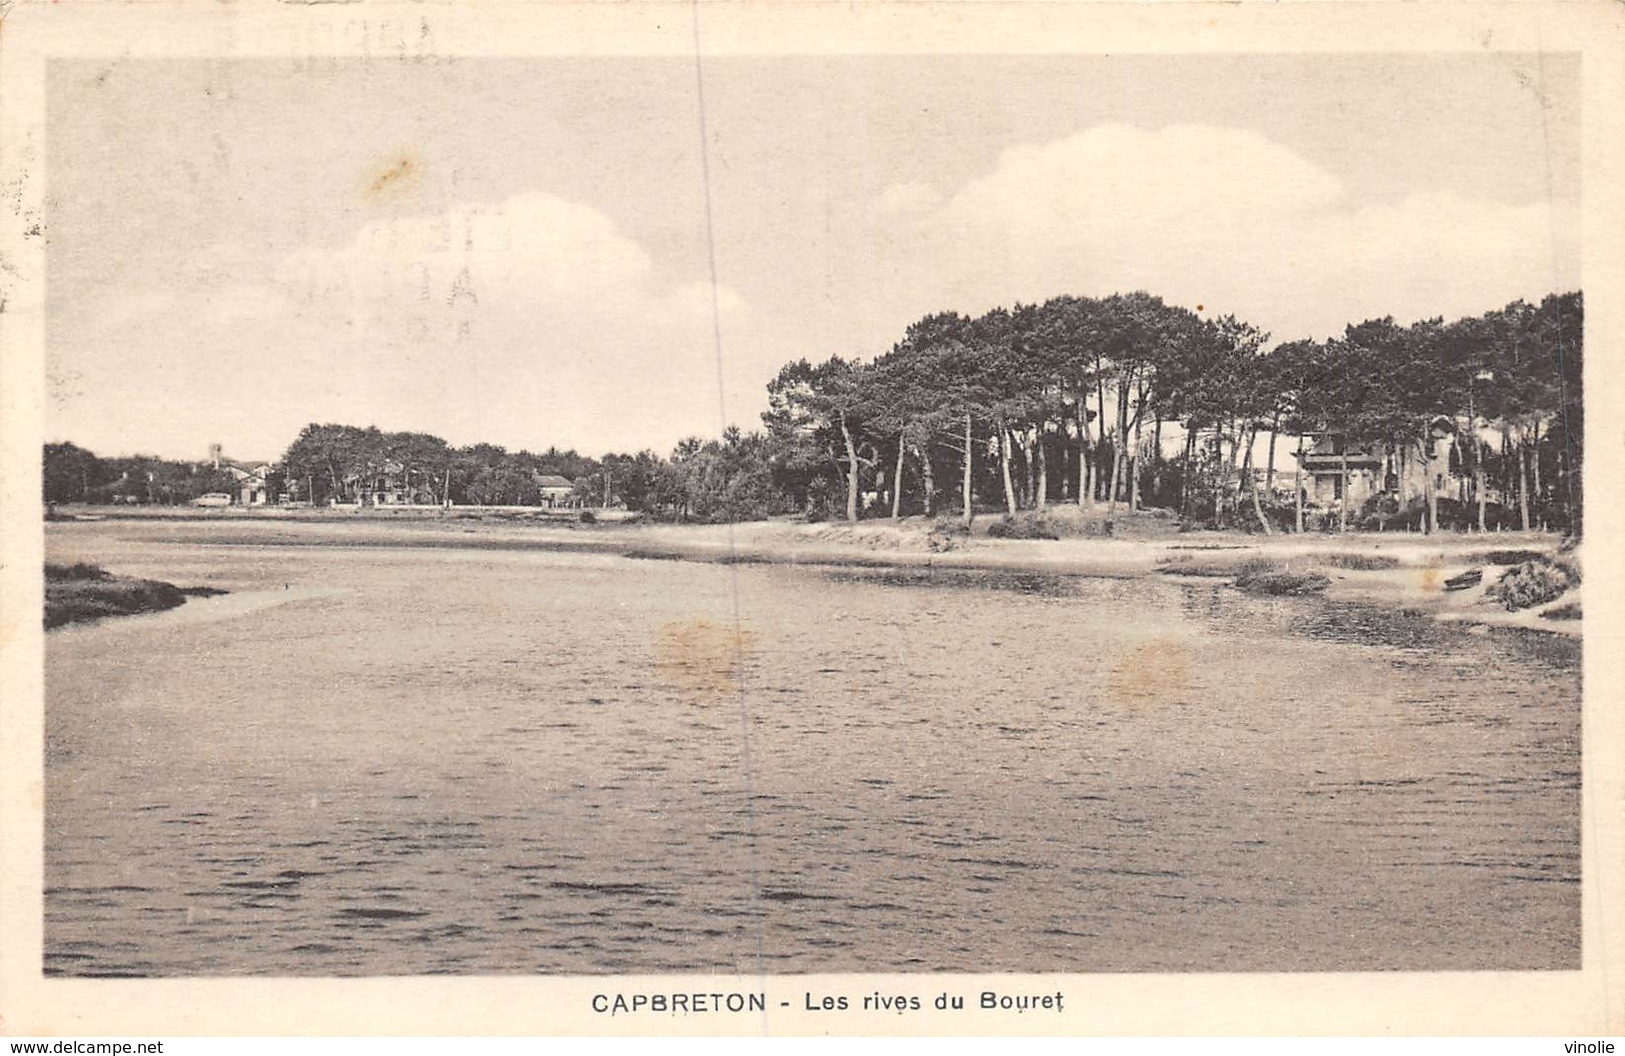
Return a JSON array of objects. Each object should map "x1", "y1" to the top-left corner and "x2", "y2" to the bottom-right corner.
[{"x1": 45, "y1": 53, "x2": 1580, "y2": 462}]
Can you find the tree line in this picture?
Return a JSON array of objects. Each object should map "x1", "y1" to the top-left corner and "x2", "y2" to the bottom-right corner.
[
  {"x1": 276, "y1": 424, "x2": 787, "y2": 517},
  {"x1": 42, "y1": 443, "x2": 256, "y2": 506},
  {"x1": 279, "y1": 425, "x2": 605, "y2": 507},
  {"x1": 41, "y1": 423, "x2": 771, "y2": 519},
  {"x1": 43, "y1": 288, "x2": 1580, "y2": 534}
]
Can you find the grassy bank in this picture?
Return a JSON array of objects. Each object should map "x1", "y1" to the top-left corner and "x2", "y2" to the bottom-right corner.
[{"x1": 44, "y1": 563, "x2": 224, "y2": 629}]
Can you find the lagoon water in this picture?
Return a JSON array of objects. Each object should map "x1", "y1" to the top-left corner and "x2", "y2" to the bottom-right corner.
[{"x1": 44, "y1": 522, "x2": 1580, "y2": 975}]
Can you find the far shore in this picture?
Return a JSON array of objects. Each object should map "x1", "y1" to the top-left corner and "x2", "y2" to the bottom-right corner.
[{"x1": 44, "y1": 503, "x2": 1581, "y2": 637}]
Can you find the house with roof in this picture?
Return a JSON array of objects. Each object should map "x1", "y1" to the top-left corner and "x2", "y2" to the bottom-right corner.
[
  {"x1": 536, "y1": 474, "x2": 576, "y2": 508},
  {"x1": 359, "y1": 460, "x2": 419, "y2": 506},
  {"x1": 1293, "y1": 417, "x2": 1462, "y2": 508},
  {"x1": 208, "y1": 444, "x2": 276, "y2": 506}
]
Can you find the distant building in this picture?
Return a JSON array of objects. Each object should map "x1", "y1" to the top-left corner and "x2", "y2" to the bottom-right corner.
[
  {"x1": 209, "y1": 445, "x2": 275, "y2": 506},
  {"x1": 220, "y1": 461, "x2": 274, "y2": 506},
  {"x1": 1294, "y1": 417, "x2": 1461, "y2": 508},
  {"x1": 536, "y1": 474, "x2": 576, "y2": 508},
  {"x1": 361, "y1": 461, "x2": 415, "y2": 506}
]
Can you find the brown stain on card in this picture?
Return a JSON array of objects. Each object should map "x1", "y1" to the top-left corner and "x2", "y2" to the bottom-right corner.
[
  {"x1": 362, "y1": 151, "x2": 423, "y2": 202},
  {"x1": 1417, "y1": 557, "x2": 1446, "y2": 594},
  {"x1": 654, "y1": 618, "x2": 756, "y2": 695},
  {"x1": 1107, "y1": 636, "x2": 1191, "y2": 705}
]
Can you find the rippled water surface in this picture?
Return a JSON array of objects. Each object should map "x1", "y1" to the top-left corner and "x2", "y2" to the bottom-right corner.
[{"x1": 44, "y1": 524, "x2": 1580, "y2": 975}]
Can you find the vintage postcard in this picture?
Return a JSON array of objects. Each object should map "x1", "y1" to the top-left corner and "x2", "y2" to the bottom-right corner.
[{"x1": 1, "y1": 0, "x2": 1622, "y2": 1039}]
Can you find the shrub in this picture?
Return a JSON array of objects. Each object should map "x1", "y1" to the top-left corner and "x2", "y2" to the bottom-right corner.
[
  {"x1": 1157, "y1": 553, "x2": 1274, "y2": 578},
  {"x1": 1542, "y1": 601, "x2": 1581, "y2": 621},
  {"x1": 45, "y1": 562, "x2": 110, "y2": 582},
  {"x1": 1426, "y1": 498, "x2": 1519, "y2": 532},
  {"x1": 1481, "y1": 549, "x2": 1544, "y2": 566},
  {"x1": 1158, "y1": 553, "x2": 1329, "y2": 594},
  {"x1": 1301, "y1": 507, "x2": 1333, "y2": 533},
  {"x1": 1551, "y1": 555, "x2": 1582, "y2": 586},
  {"x1": 1253, "y1": 499, "x2": 1300, "y2": 534},
  {"x1": 1160, "y1": 553, "x2": 1237, "y2": 576},
  {"x1": 1034, "y1": 504, "x2": 1114, "y2": 538},
  {"x1": 1235, "y1": 569, "x2": 1332, "y2": 596},
  {"x1": 577, "y1": 509, "x2": 597, "y2": 525},
  {"x1": 1354, "y1": 494, "x2": 1402, "y2": 531},
  {"x1": 1486, "y1": 560, "x2": 1575, "y2": 611},
  {"x1": 987, "y1": 513, "x2": 1059, "y2": 540}
]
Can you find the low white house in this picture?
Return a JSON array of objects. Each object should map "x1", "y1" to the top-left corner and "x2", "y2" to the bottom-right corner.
[{"x1": 536, "y1": 474, "x2": 576, "y2": 508}]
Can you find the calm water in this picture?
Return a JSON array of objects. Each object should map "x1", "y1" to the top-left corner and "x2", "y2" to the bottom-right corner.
[{"x1": 44, "y1": 523, "x2": 1581, "y2": 975}]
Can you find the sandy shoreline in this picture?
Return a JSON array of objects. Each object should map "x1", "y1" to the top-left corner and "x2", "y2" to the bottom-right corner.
[{"x1": 46, "y1": 508, "x2": 1582, "y2": 637}]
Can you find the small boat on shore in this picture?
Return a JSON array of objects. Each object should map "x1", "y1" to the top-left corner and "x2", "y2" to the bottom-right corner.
[{"x1": 1443, "y1": 568, "x2": 1483, "y2": 591}]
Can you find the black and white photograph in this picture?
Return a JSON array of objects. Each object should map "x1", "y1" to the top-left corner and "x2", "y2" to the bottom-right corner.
[{"x1": 2, "y1": 0, "x2": 1622, "y2": 1039}]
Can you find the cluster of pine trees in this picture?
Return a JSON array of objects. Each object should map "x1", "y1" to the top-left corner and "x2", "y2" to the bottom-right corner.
[{"x1": 758, "y1": 290, "x2": 1582, "y2": 534}]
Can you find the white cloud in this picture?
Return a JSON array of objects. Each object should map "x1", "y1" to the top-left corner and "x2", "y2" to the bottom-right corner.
[
  {"x1": 299, "y1": 192, "x2": 658, "y2": 304},
  {"x1": 51, "y1": 193, "x2": 752, "y2": 458},
  {"x1": 871, "y1": 124, "x2": 1578, "y2": 342},
  {"x1": 282, "y1": 193, "x2": 749, "y2": 452}
]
